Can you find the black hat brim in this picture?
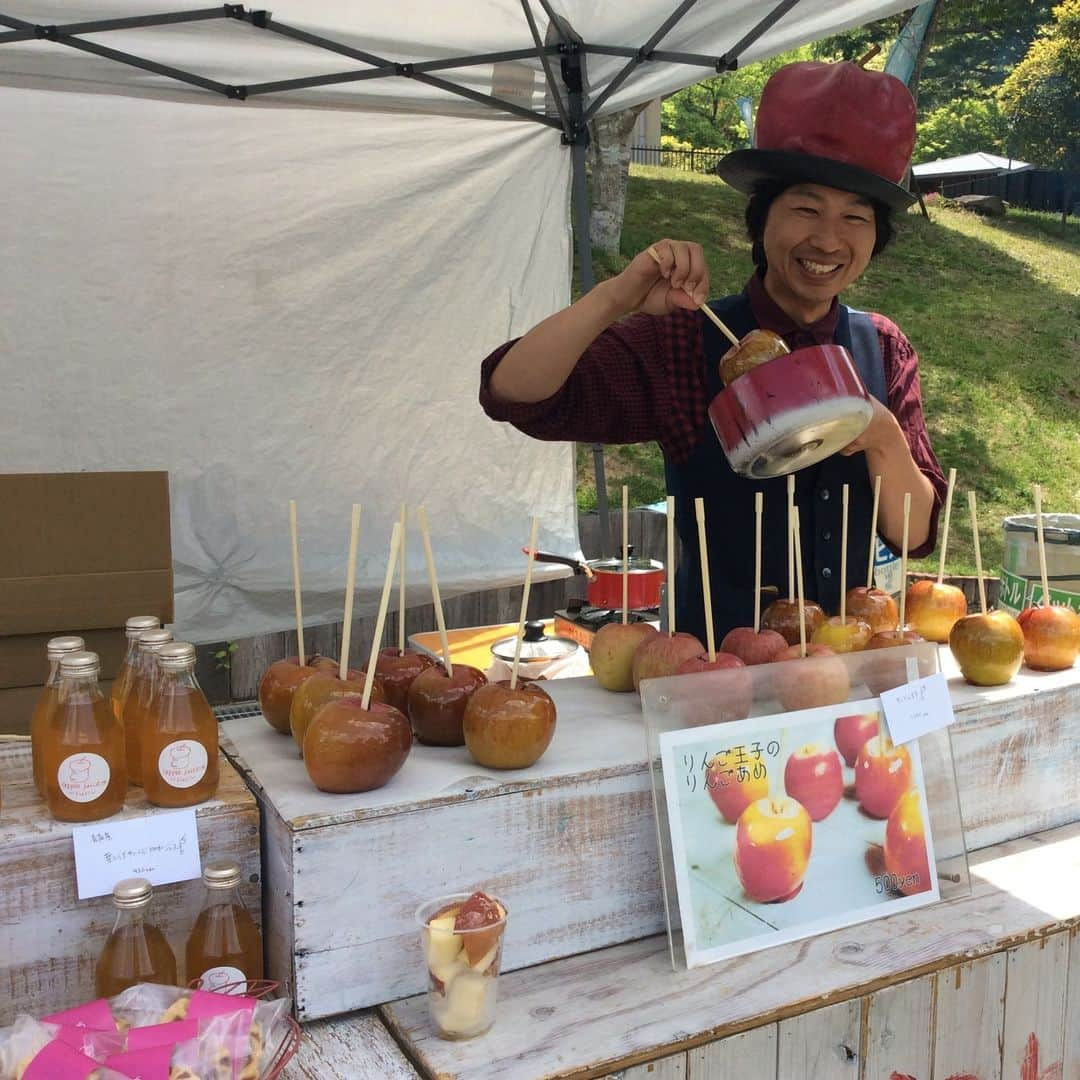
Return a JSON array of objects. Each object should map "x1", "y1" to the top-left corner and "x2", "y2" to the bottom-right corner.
[{"x1": 715, "y1": 149, "x2": 917, "y2": 211}]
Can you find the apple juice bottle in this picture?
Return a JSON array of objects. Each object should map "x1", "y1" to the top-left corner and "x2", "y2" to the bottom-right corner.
[
  {"x1": 30, "y1": 635, "x2": 85, "y2": 797},
  {"x1": 123, "y1": 628, "x2": 173, "y2": 787},
  {"x1": 111, "y1": 615, "x2": 161, "y2": 722},
  {"x1": 142, "y1": 642, "x2": 219, "y2": 808},
  {"x1": 186, "y1": 859, "x2": 263, "y2": 991},
  {"x1": 95, "y1": 877, "x2": 177, "y2": 997},
  {"x1": 44, "y1": 651, "x2": 127, "y2": 823}
]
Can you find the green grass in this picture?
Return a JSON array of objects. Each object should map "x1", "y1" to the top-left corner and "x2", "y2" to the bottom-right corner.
[{"x1": 575, "y1": 166, "x2": 1080, "y2": 576}]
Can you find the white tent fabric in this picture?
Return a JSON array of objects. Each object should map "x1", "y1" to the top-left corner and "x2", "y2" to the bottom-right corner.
[{"x1": 1, "y1": 0, "x2": 913, "y2": 643}]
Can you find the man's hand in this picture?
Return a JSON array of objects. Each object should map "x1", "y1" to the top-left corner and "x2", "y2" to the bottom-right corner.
[
  {"x1": 608, "y1": 239, "x2": 709, "y2": 317},
  {"x1": 839, "y1": 397, "x2": 903, "y2": 457}
]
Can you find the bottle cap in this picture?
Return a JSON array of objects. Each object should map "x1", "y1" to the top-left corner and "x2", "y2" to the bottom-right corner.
[
  {"x1": 58, "y1": 651, "x2": 101, "y2": 677},
  {"x1": 46, "y1": 636, "x2": 86, "y2": 661},
  {"x1": 112, "y1": 877, "x2": 153, "y2": 909},
  {"x1": 157, "y1": 642, "x2": 197, "y2": 671},
  {"x1": 125, "y1": 615, "x2": 161, "y2": 639},
  {"x1": 137, "y1": 629, "x2": 174, "y2": 652},
  {"x1": 202, "y1": 859, "x2": 242, "y2": 889}
]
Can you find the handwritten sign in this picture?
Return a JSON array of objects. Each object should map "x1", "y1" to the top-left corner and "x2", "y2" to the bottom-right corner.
[
  {"x1": 72, "y1": 809, "x2": 201, "y2": 900},
  {"x1": 881, "y1": 672, "x2": 955, "y2": 746}
]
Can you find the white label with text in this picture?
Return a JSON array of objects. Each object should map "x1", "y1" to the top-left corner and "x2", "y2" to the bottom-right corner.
[
  {"x1": 881, "y1": 673, "x2": 954, "y2": 745},
  {"x1": 158, "y1": 739, "x2": 209, "y2": 789},
  {"x1": 198, "y1": 966, "x2": 248, "y2": 994},
  {"x1": 58, "y1": 753, "x2": 111, "y2": 803}
]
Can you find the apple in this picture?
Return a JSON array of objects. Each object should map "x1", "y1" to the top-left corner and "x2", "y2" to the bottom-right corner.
[
  {"x1": 865, "y1": 629, "x2": 924, "y2": 650},
  {"x1": 833, "y1": 712, "x2": 881, "y2": 767},
  {"x1": 719, "y1": 626, "x2": 788, "y2": 665},
  {"x1": 844, "y1": 586, "x2": 899, "y2": 635},
  {"x1": 905, "y1": 579, "x2": 968, "y2": 643},
  {"x1": 631, "y1": 631, "x2": 705, "y2": 690},
  {"x1": 453, "y1": 891, "x2": 507, "y2": 966},
  {"x1": 855, "y1": 735, "x2": 912, "y2": 819},
  {"x1": 705, "y1": 752, "x2": 769, "y2": 823},
  {"x1": 949, "y1": 609, "x2": 1025, "y2": 686},
  {"x1": 590, "y1": 622, "x2": 658, "y2": 692},
  {"x1": 677, "y1": 651, "x2": 745, "y2": 675},
  {"x1": 289, "y1": 668, "x2": 375, "y2": 751},
  {"x1": 719, "y1": 328, "x2": 788, "y2": 385},
  {"x1": 257, "y1": 655, "x2": 338, "y2": 733},
  {"x1": 771, "y1": 643, "x2": 851, "y2": 711},
  {"x1": 407, "y1": 664, "x2": 488, "y2": 746},
  {"x1": 861, "y1": 634, "x2": 928, "y2": 696},
  {"x1": 812, "y1": 615, "x2": 872, "y2": 654},
  {"x1": 375, "y1": 647, "x2": 438, "y2": 713},
  {"x1": 761, "y1": 599, "x2": 826, "y2": 647},
  {"x1": 671, "y1": 657, "x2": 753, "y2": 726},
  {"x1": 302, "y1": 697, "x2": 411, "y2": 793},
  {"x1": 783, "y1": 744, "x2": 844, "y2": 821},
  {"x1": 1017, "y1": 604, "x2": 1080, "y2": 671},
  {"x1": 733, "y1": 797, "x2": 812, "y2": 903},
  {"x1": 884, "y1": 788, "x2": 932, "y2": 896},
  {"x1": 462, "y1": 680, "x2": 556, "y2": 769}
]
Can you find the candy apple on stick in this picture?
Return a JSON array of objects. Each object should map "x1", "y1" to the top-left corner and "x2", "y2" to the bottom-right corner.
[
  {"x1": 884, "y1": 788, "x2": 932, "y2": 895},
  {"x1": 813, "y1": 484, "x2": 872, "y2": 652},
  {"x1": 844, "y1": 475, "x2": 899, "y2": 634},
  {"x1": 866, "y1": 493, "x2": 924, "y2": 651},
  {"x1": 762, "y1": 475, "x2": 825, "y2": 645}
]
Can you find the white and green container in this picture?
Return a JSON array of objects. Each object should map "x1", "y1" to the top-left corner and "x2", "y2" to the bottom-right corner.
[{"x1": 998, "y1": 513, "x2": 1080, "y2": 615}]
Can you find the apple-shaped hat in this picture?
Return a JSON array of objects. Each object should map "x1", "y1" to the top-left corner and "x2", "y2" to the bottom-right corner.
[{"x1": 715, "y1": 61, "x2": 917, "y2": 210}]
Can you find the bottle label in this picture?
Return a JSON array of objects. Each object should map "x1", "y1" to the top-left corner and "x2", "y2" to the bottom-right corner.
[
  {"x1": 57, "y1": 753, "x2": 111, "y2": 803},
  {"x1": 198, "y1": 965, "x2": 247, "y2": 994},
  {"x1": 158, "y1": 740, "x2": 209, "y2": 789}
]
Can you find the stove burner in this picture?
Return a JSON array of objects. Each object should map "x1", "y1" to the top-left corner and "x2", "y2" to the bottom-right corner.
[{"x1": 558, "y1": 602, "x2": 660, "y2": 629}]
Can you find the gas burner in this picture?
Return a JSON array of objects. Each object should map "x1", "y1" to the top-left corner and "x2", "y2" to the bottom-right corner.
[{"x1": 554, "y1": 603, "x2": 661, "y2": 649}]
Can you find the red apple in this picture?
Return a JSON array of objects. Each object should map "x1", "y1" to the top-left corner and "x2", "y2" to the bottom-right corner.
[
  {"x1": 855, "y1": 735, "x2": 912, "y2": 819},
  {"x1": 375, "y1": 647, "x2": 438, "y2": 713},
  {"x1": 905, "y1": 579, "x2": 968, "y2": 643},
  {"x1": 670, "y1": 657, "x2": 753, "y2": 725},
  {"x1": 833, "y1": 711, "x2": 881, "y2": 767},
  {"x1": 884, "y1": 788, "x2": 932, "y2": 896},
  {"x1": 407, "y1": 664, "x2": 488, "y2": 746},
  {"x1": 771, "y1": 643, "x2": 851, "y2": 711},
  {"x1": 676, "y1": 652, "x2": 746, "y2": 675},
  {"x1": 761, "y1": 599, "x2": 826, "y2": 646},
  {"x1": 861, "y1": 634, "x2": 928, "y2": 696},
  {"x1": 812, "y1": 615, "x2": 872, "y2": 654},
  {"x1": 303, "y1": 697, "x2": 411, "y2": 793},
  {"x1": 631, "y1": 631, "x2": 705, "y2": 690},
  {"x1": 705, "y1": 752, "x2": 769, "y2": 823},
  {"x1": 734, "y1": 797, "x2": 813, "y2": 903},
  {"x1": 289, "y1": 667, "x2": 372, "y2": 751},
  {"x1": 865, "y1": 629, "x2": 924, "y2": 650},
  {"x1": 949, "y1": 610, "x2": 1025, "y2": 686},
  {"x1": 258, "y1": 655, "x2": 338, "y2": 733},
  {"x1": 462, "y1": 680, "x2": 556, "y2": 769},
  {"x1": 845, "y1": 586, "x2": 899, "y2": 635},
  {"x1": 719, "y1": 626, "x2": 789, "y2": 665},
  {"x1": 1017, "y1": 604, "x2": 1080, "y2": 671},
  {"x1": 590, "y1": 622, "x2": 658, "y2": 692},
  {"x1": 784, "y1": 744, "x2": 844, "y2": 821}
]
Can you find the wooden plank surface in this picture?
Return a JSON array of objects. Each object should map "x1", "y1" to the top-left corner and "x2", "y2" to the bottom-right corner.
[
  {"x1": 931, "y1": 953, "x2": 1006, "y2": 1080},
  {"x1": 777, "y1": 1000, "x2": 861, "y2": 1079},
  {"x1": 1065, "y1": 925, "x2": 1080, "y2": 1080},
  {"x1": 688, "y1": 1026, "x2": 777, "y2": 1079},
  {"x1": 616, "y1": 1056, "x2": 687, "y2": 1079},
  {"x1": 283, "y1": 1011, "x2": 419, "y2": 1079},
  {"x1": 860, "y1": 974, "x2": 934, "y2": 1080},
  {"x1": 1001, "y1": 934, "x2": 1069, "y2": 1080},
  {"x1": 381, "y1": 824, "x2": 1080, "y2": 1080}
]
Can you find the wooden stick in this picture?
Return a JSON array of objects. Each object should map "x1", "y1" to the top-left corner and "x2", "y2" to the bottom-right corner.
[
  {"x1": 840, "y1": 484, "x2": 849, "y2": 623},
  {"x1": 695, "y1": 498, "x2": 716, "y2": 662},
  {"x1": 937, "y1": 468, "x2": 958, "y2": 584},
  {"x1": 866, "y1": 475, "x2": 881, "y2": 589},
  {"x1": 398, "y1": 503, "x2": 407, "y2": 655},
  {"x1": 753, "y1": 491, "x2": 763, "y2": 633},
  {"x1": 338, "y1": 503, "x2": 362, "y2": 681},
  {"x1": 1034, "y1": 484, "x2": 1051, "y2": 605},
  {"x1": 899, "y1": 493, "x2": 911, "y2": 631},
  {"x1": 417, "y1": 506, "x2": 453, "y2": 677},
  {"x1": 645, "y1": 244, "x2": 741, "y2": 348},
  {"x1": 666, "y1": 495, "x2": 676, "y2": 635},
  {"x1": 288, "y1": 500, "x2": 306, "y2": 667},
  {"x1": 787, "y1": 475, "x2": 796, "y2": 601},
  {"x1": 968, "y1": 490, "x2": 987, "y2": 615},
  {"x1": 622, "y1": 485, "x2": 629, "y2": 625},
  {"x1": 510, "y1": 517, "x2": 540, "y2": 691},
  {"x1": 856, "y1": 44, "x2": 881, "y2": 67},
  {"x1": 361, "y1": 522, "x2": 402, "y2": 710},
  {"x1": 793, "y1": 507, "x2": 807, "y2": 658}
]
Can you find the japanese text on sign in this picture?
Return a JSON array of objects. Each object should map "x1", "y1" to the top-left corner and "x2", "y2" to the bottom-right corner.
[{"x1": 683, "y1": 741, "x2": 781, "y2": 793}]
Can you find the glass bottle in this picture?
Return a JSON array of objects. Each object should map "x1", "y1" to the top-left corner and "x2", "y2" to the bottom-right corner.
[
  {"x1": 142, "y1": 642, "x2": 219, "y2": 808},
  {"x1": 111, "y1": 615, "x2": 161, "y2": 722},
  {"x1": 185, "y1": 860, "x2": 263, "y2": 991},
  {"x1": 30, "y1": 635, "x2": 85, "y2": 797},
  {"x1": 95, "y1": 877, "x2": 177, "y2": 997},
  {"x1": 44, "y1": 651, "x2": 127, "y2": 823},
  {"x1": 123, "y1": 628, "x2": 173, "y2": 787}
]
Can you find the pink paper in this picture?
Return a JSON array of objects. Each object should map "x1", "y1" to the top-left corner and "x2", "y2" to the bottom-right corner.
[
  {"x1": 42, "y1": 998, "x2": 116, "y2": 1031},
  {"x1": 55, "y1": 1025, "x2": 126, "y2": 1058},
  {"x1": 105, "y1": 1045, "x2": 175, "y2": 1080},
  {"x1": 127, "y1": 1018, "x2": 198, "y2": 1051},
  {"x1": 186, "y1": 990, "x2": 257, "y2": 1021},
  {"x1": 23, "y1": 1040, "x2": 100, "y2": 1079}
]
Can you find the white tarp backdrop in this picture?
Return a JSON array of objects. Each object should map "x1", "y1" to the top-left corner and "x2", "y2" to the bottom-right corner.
[{"x1": 0, "y1": 0, "x2": 912, "y2": 642}]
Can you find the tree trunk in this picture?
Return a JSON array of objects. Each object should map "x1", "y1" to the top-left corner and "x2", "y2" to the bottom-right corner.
[{"x1": 587, "y1": 104, "x2": 648, "y2": 255}]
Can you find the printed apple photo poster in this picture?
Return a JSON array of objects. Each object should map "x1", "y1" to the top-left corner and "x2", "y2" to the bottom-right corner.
[{"x1": 658, "y1": 697, "x2": 940, "y2": 968}]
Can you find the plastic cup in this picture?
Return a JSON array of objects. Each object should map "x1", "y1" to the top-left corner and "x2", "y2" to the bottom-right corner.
[{"x1": 415, "y1": 892, "x2": 508, "y2": 1040}]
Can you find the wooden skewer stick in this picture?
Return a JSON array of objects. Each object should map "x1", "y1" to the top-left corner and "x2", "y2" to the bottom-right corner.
[
  {"x1": 398, "y1": 503, "x2": 407, "y2": 655},
  {"x1": 753, "y1": 491, "x2": 763, "y2": 633},
  {"x1": 866, "y1": 475, "x2": 881, "y2": 590},
  {"x1": 787, "y1": 474, "x2": 796, "y2": 602},
  {"x1": 899, "y1": 493, "x2": 911, "y2": 631},
  {"x1": 338, "y1": 503, "x2": 362, "y2": 681},
  {"x1": 361, "y1": 522, "x2": 402, "y2": 711},
  {"x1": 1034, "y1": 484, "x2": 1051, "y2": 606},
  {"x1": 645, "y1": 245, "x2": 741, "y2": 349},
  {"x1": 969, "y1": 491, "x2": 987, "y2": 615},
  {"x1": 666, "y1": 495, "x2": 677, "y2": 635},
  {"x1": 695, "y1": 498, "x2": 716, "y2": 662},
  {"x1": 288, "y1": 499, "x2": 306, "y2": 667},
  {"x1": 937, "y1": 468, "x2": 958, "y2": 585},
  {"x1": 856, "y1": 44, "x2": 881, "y2": 67},
  {"x1": 793, "y1": 507, "x2": 807, "y2": 658},
  {"x1": 622, "y1": 485, "x2": 630, "y2": 625},
  {"x1": 510, "y1": 517, "x2": 540, "y2": 691},
  {"x1": 840, "y1": 484, "x2": 849, "y2": 623},
  {"x1": 416, "y1": 506, "x2": 453, "y2": 677}
]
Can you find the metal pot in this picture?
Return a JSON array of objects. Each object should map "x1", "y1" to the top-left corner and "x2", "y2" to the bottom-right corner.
[{"x1": 530, "y1": 549, "x2": 664, "y2": 610}]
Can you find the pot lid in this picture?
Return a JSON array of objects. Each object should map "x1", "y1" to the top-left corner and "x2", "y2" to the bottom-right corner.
[
  {"x1": 589, "y1": 556, "x2": 663, "y2": 574},
  {"x1": 491, "y1": 620, "x2": 580, "y2": 663}
]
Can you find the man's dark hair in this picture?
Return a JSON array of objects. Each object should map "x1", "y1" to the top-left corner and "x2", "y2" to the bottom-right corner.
[{"x1": 744, "y1": 179, "x2": 895, "y2": 270}]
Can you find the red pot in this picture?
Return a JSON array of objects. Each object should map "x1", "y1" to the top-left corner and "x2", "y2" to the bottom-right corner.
[{"x1": 531, "y1": 551, "x2": 664, "y2": 610}]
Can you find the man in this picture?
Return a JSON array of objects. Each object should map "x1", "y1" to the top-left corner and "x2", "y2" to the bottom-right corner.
[{"x1": 479, "y1": 61, "x2": 946, "y2": 642}]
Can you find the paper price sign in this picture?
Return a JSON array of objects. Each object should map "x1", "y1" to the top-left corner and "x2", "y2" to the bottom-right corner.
[
  {"x1": 72, "y1": 809, "x2": 202, "y2": 899},
  {"x1": 880, "y1": 673, "x2": 955, "y2": 746}
]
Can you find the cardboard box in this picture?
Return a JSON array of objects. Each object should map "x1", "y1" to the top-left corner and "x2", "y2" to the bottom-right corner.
[{"x1": 0, "y1": 679, "x2": 114, "y2": 737}]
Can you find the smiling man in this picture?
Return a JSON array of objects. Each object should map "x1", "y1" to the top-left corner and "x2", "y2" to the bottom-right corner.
[{"x1": 479, "y1": 61, "x2": 946, "y2": 643}]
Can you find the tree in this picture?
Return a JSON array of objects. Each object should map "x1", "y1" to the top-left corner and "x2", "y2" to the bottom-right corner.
[
  {"x1": 914, "y1": 97, "x2": 1009, "y2": 161},
  {"x1": 588, "y1": 104, "x2": 649, "y2": 255}
]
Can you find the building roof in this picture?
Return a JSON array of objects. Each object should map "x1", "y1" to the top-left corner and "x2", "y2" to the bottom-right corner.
[{"x1": 913, "y1": 152, "x2": 1033, "y2": 178}]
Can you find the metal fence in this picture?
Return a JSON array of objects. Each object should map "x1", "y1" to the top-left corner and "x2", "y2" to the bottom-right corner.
[
  {"x1": 929, "y1": 169, "x2": 1078, "y2": 215},
  {"x1": 631, "y1": 145, "x2": 726, "y2": 173}
]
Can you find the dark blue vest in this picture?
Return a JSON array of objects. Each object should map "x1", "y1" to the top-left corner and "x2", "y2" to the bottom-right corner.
[{"x1": 664, "y1": 294, "x2": 887, "y2": 643}]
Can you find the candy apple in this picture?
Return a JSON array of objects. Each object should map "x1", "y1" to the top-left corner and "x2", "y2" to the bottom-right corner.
[
  {"x1": 462, "y1": 680, "x2": 556, "y2": 769},
  {"x1": 784, "y1": 744, "x2": 844, "y2": 821},
  {"x1": 1017, "y1": 604, "x2": 1080, "y2": 671},
  {"x1": 590, "y1": 622, "x2": 658, "y2": 692},
  {"x1": 671, "y1": 658, "x2": 753, "y2": 726},
  {"x1": 734, "y1": 797, "x2": 812, "y2": 903},
  {"x1": 258, "y1": 655, "x2": 338, "y2": 733},
  {"x1": 771, "y1": 643, "x2": 851, "y2": 711},
  {"x1": 705, "y1": 753, "x2": 768, "y2": 823},
  {"x1": 375, "y1": 647, "x2": 438, "y2": 713},
  {"x1": 884, "y1": 788, "x2": 932, "y2": 896},
  {"x1": 844, "y1": 586, "x2": 899, "y2": 635},
  {"x1": 289, "y1": 667, "x2": 372, "y2": 751},
  {"x1": 408, "y1": 664, "x2": 488, "y2": 746},
  {"x1": 303, "y1": 697, "x2": 411, "y2": 793},
  {"x1": 865, "y1": 629, "x2": 924, "y2": 650},
  {"x1": 833, "y1": 711, "x2": 881, "y2": 767},
  {"x1": 812, "y1": 615, "x2": 872, "y2": 654},
  {"x1": 761, "y1": 599, "x2": 826, "y2": 646},
  {"x1": 861, "y1": 634, "x2": 927, "y2": 696},
  {"x1": 719, "y1": 626, "x2": 788, "y2": 665},
  {"x1": 719, "y1": 329, "x2": 789, "y2": 385},
  {"x1": 905, "y1": 579, "x2": 968, "y2": 643},
  {"x1": 949, "y1": 610, "x2": 1025, "y2": 686},
  {"x1": 855, "y1": 735, "x2": 912, "y2": 819},
  {"x1": 631, "y1": 631, "x2": 705, "y2": 690}
]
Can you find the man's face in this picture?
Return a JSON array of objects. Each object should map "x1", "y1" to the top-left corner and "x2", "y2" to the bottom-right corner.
[{"x1": 761, "y1": 183, "x2": 878, "y2": 324}]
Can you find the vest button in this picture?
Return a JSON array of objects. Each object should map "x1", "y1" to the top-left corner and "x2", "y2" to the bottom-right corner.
[
  {"x1": 822, "y1": 530, "x2": 832, "y2": 541},
  {"x1": 822, "y1": 567, "x2": 833, "y2": 579},
  {"x1": 820, "y1": 489, "x2": 831, "y2": 501}
]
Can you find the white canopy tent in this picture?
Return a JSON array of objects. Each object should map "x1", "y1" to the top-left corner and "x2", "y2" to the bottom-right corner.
[{"x1": 0, "y1": 0, "x2": 913, "y2": 643}]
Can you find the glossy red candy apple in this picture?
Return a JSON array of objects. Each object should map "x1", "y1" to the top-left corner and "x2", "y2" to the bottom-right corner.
[
  {"x1": 407, "y1": 664, "x2": 488, "y2": 746},
  {"x1": 719, "y1": 328, "x2": 789, "y2": 385},
  {"x1": 833, "y1": 711, "x2": 881, "y2": 767},
  {"x1": 705, "y1": 753, "x2": 769, "y2": 823},
  {"x1": 884, "y1": 788, "x2": 932, "y2": 896},
  {"x1": 375, "y1": 647, "x2": 438, "y2": 713},
  {"x1": 734, "y1": 797, "x2": 813, "y2": 903},
  {"x1": 844, "y1": 586, "x2": 899, "y2": 635},
  {"x1": 289, "y1": 666, "x2": 375, "y2": 751},
  {"x1": 719, "y1": 626, "x2": 789, "y2": 665},
  {"x1": 812, "y1": 615, "x2": 872, "y2": 654},
  {"x1": 855, "y1": 735, "x2": 912, "y2": 819},
  {"x1": 591, "y1": 622, "x2": 658, "y2": 692},
  {"x1": 949, "y1": 610, "x2": 1025, "y2": 686},
  {"x1": 905, "y1": 579, "x2": 968, "y2": 643},
  {"x1": 258, "y1": 655, "x2": 338, "y2": 733},
  {"x1": 631, "y1": 631, "x2": 705, "y2": 690},
  {"x1": 462, "y1": 680, "x2": 556, "y2": 769},
  {"x1": 761, "y1": 599, "x2": 826, "y2": 647},
  {"x1": 783, "y1": 744, "x2": 844, "y2": 821},
  {"x1": 303, "y1": 697, "x2": 411, "y2": 793},
  {"x1": 771, "y1": 643, "x2": 851, "y2": 711},
  {"x1": 1017, "y1": 604, "x2": 1080, "y2": 671}
]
